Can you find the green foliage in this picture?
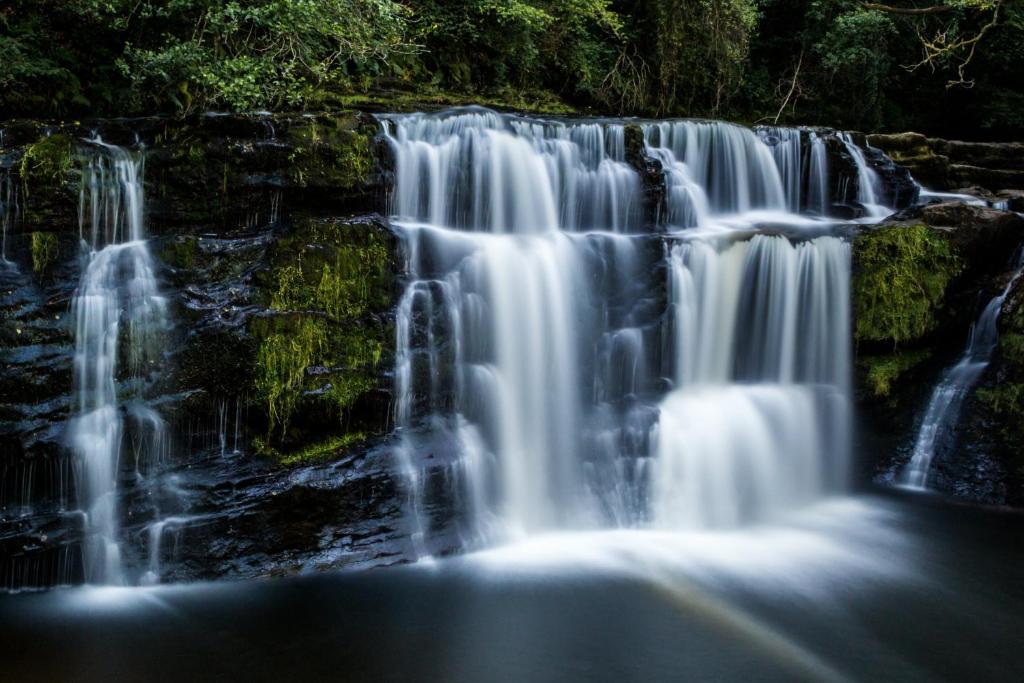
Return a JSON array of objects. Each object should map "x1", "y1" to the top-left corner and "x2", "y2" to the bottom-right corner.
[
  {"x1": 254, "y1": 221, "x2": 391, "y2": 440},
  {"x1": 410, "y1": 0, "x2": 624, "y2": 106},
  {"x1": 860, "y1": 350, "x2": 932, "y2": 398},
  {"x1": 853, "y1": 225, "x2": 963, "y2": 347},
  {"x1": 814, "y1": 10, "x2": 897, "y2": 129},
  {"x1": 2, "y1": 0, "x2": 1024, "y2": 134},
  {"x1": 19, "y1": 135, "x2": 74, "y2": 190},
  {"x1": 637, "y1": 0, "x2": 758, "y2": 115},
  {"x1": 118, "y1": 0, "x2": 414, "y2": 112},
  {"x1": 30, "y1": 232, "x2": 58, "y2": 275}
]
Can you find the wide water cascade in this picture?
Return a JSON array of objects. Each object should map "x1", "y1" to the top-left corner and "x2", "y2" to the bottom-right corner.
[
  {"x1": 68, "y1": 141, "x2": 168, "y2": 584},
  {"x1": 385, "y1": 108, "x2": 854, "y2": 550}
]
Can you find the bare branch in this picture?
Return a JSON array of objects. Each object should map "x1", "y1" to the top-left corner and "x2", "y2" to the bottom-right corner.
[
  {"x1": 899, "y1": 1, "x2": 1003, "y2": 88},
  {"x1": 861, "y1": 3, "x2": 954, "y2": 15},
  {"x1": 773, "y1": 49, "x2": 804, "y2": 125}
]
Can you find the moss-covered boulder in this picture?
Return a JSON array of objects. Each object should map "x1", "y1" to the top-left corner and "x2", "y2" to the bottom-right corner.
[
  {"x1": 853, "y1": 223, "x2": 962, "y2": 350},
  {"x1": 251, "y1": 215, "x2": 398, "y2": 461},
  {"x1": 145, "y1": 111, "x2": 380, "y2": 234}
]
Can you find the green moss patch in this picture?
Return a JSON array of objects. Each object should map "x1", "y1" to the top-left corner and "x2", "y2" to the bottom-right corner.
[
  {"x1": 253, "y1": 432, "x2": 368, "y2": 466},
  {"x1": 253, "y1": 219, "x2": 393, "y2": 443},
  {"x1": 860, "y1": 349, "x2": 932, "y2": 398},
  {"x1": 286, "y1": 115, "x2": 374, "y2": 191},
  {"x1": 30, "y1": 232, "x2": 58, "y2": 275},
  {"x1": 19, "y1": 134, "x2": 74, "y2": 190},
  {"x1": 853, "y1": 224, "x2": 962, "y2": 347},
  {"x1": 161, "y1": 236, "x2": 198, "y2": 270}
]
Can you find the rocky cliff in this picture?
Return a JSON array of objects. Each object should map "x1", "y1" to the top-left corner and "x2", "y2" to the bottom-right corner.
[{"x1": 0, "y1": 113, "x2": 415, "y2": 588}]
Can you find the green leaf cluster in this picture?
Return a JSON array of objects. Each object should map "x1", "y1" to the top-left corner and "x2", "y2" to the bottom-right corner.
[{"x1": 2, "y1": 0, "x2": 1024, "y2": 135}]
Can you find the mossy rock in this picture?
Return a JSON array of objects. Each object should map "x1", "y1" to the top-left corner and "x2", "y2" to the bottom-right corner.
[
  {"x1": 253, "y1": 433, "x2": 369, "y2": 467},
  {"x1": 160, "y1": 236, "x2": 198, "y2": 270},
  {"x1": 859, "y1": 349, "x2": 933, "y2": 400},
  {"x1": 974, "y1": 382, "x2": 1024, "y2": 477},
  {"x1": 29, "y1": 231, "x2": 59, "y2": 276},
  {"x1": 978, "y1": 280, "x2": 1024, "y2": 459},
  {"x1": 285, "y1": 114, "x2": 375, "y2": 192},
  {"x1": 853, "y1": 224, "x2": 962, "y2": 348},
  {"x1": 252, "y1": 217, "x2": 397, "y2": 449},
  {"x1": 321, "y1": 84, "x2": 577, "y2": 115},
  {"x1": 19, "y1": 134, "x2": 74, "y2": 190}
]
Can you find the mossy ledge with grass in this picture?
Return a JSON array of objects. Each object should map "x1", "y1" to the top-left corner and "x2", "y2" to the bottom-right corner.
[{"x1": 853, "y1": 223, "x2": 963, "y2": 403}]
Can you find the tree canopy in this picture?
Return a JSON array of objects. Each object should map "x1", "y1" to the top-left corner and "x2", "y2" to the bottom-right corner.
[{"x1": 1, "y1": 0, "x2": 1021, "y2": 136}]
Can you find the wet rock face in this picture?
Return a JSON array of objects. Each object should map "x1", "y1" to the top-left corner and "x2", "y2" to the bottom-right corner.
[
  {"x1": 623, "y1": 123, "x2": 666, "y2": 230},
  {"x1": 855, "y1": 204, "x2": 1024, "y2": 501},
  {"x1": 0, "y1": 113, "x2": 411, "y2": 589},
  {"x1": 955, "y1": 271, "x2": 1024, "y2": 506},
  {"x1": 867, "y1": 132, "x2": 1024, "y2": 192},
  {"x1": 118, "y1": 441, "x2": 415, "y2": 582}
]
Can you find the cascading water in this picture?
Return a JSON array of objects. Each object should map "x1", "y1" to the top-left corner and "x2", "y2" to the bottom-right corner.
[
  {"x1": 388, "y1": 108, "x2": 641, "y2": 233},
  {"x1": 760, "y1": 128, "x2": 803, "y2": 213},
  {"x1": 657, "y1": 235, "x2": 850, "y2": 527},
  {"x1": 839, "y1": 132, "x2": 890, "y2": 220},
  {"x1": 806, "y1": 132, "x2": 830, "y2": 216},
  {"x1": 385, "y1": 108, "x2": 854, "y2": 552},
  {"x1": 644, "y1": 121, "x2": 787, "y2": 215},
  {"x1": 1, "y1": 169, "x2": 17, "y2": 267},
  {"x1": 69, "y1": 140, "x2": 167, "y2": 584},
  {"x1": 756, "y1": 127, "x2": 831, "y2": 217},
  {"x1": 903, "y1": 257, "x2": 1024, "y2": 488}
]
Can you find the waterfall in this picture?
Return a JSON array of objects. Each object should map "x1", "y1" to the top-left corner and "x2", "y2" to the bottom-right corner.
[
  {"x1": 1, "y1": 170, "x2": 18, "y2": 267},
  {"x1": 756, "y1": 127, "x2": 830, "y2": 216},
  {"x1": 758, "y1": 127, "x2": 802, "y2": 212},
  {"x1": 656, "y1": 236, "x2": 851, "y2": 527},
  {"x1": 69, "y1": 140, "x2": 167, "y2": 584},
  {"x1": 903, "y1": 259, "x2": 1024, "y2": 488},
  {"x1": 806, "y1": 133, "x2": 830, "y2": 216},
  {"x1": 645, "y1": 146, "x2": 711, "y2": 228},
  {"x1": 644, "y1": 121, "x2": 787, "y2": 215},
  {"x1": 385, "y1": 108, "x2": 854, "y2": 551},
  {"x1": 387, "y1": 108, "x2": 641, "y2": 233},
  {"x1": 839, "y1": 133, "x2": 890, "y2": 220}
]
